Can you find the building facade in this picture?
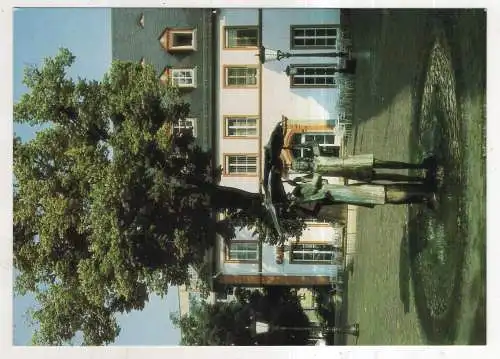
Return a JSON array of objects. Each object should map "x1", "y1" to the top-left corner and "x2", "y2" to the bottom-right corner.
[
  {"x1": 111, "y1": 8, "x2": 219, "y2": 317},
  {"x1": 111, "y1": 8, "x2": 216, "y2": 151},
  {"x1": 111, "y1": 8, "x2": 353, "y2": 310},
  {"x1": 213, "y1": 8, "x2": 350, "y2": 291}
]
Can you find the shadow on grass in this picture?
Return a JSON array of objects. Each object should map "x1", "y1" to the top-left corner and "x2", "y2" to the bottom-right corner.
[
  {"x1": 347, "y1": 9, "x2": 485, "y2": 344},
  {"x1": 398, "y1": 226, "x2": 411, "y2": 314},
  {"x1": 469, "y1": 292, "x2": 486, "y2": 345},
  {"x1": 348, "y1": 9, "x2": 435, "y2": 150},
  {"x1": 405, "y1": 27, "x2": 464, "y2": 345},
  {"x1": 406, "y1": 209, "x2": 466, "y2": 344},
  {"x1": 403, "y1": 10, "x2": 486, "y2": 345},
  {"x1": 348, "y1": 9, "x2": 486, "y2": 151},
  {"x1": 442, "y1": 9, "x2": 486, "y2": 346},
  {"x1": 468, "y1": 245, "x2": 486, "y2": 345}
]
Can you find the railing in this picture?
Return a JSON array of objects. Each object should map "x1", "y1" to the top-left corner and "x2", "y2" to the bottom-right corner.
[
  {"x1": 329, "y1": 229, "x2": 345, "y2": 285},
  {"x1": 336, "y1": 27, "x2": 355, "y2": 143}
]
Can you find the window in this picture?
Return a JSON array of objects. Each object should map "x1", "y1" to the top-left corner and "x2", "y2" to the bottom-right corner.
[
  {"x1": 225, "y1": 27, "x2": 259, "y2": 48},
  {"x1": 291, "y1": 243, "x2": 336, "y2": 263},
  {"x1": 224, "y1": 155, "x2": 258, "y2": 175},
  {"x1": 291, "y1": 132, "x2": 339, "y2": 159},
  {"x1": 159, "y1": 28, "x2": 197, "y2": 52},
  {"x1": 289, "y1": 65, "x2": 337, "y2": 88},
  {"x1": 215, "y1": 286, "x2": 236, "y2": 303},
  {"x1": 291, "y1": 25, "x2": 338, "y2": 49},
  {"x1": 226, "y1": 242, "x2": 258, "y2": 262},
  {"x1": 305, "y1": 218, "x2": 331, "y2": 226},
  {"x1": 173, "y1": 118, "x2": 197, "y2": 138},
  {"x1": 225, "y1": 66, "x2": 258, "y2": 87},
  {"x1": 160, "y1": 67, "x2": 197, "y2": 88},
  {"x1": 171, "y1": 68, "x2": 197, "y2": 88},
  {"x1": 224, "y1": 116, "x2": 258, "y2": 137}
]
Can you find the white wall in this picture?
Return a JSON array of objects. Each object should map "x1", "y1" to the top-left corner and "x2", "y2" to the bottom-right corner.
[
  {"x1": 220, "y1": 9, "x2": 259, "y2": 26},
  {"x1": 219, "y1": 177, "x2": 260, "y2": 193},
  {"x1": 262, "y1": 9, "x2": 340, "y2": 33},
  {"x1": 221, "y1": 242, "x2": 339, "y2": 277},
  {"x1": 216, "y1": 8, "x2": 344, "y2": 280},
  {"x1": 217, "y1": 8, "x2": 344, "y2": 174},
  {"x1": 265, "y1": 67, "x2": 341, "y2": 118},
  {"x1": 261, "y1": 61, "x2": 341, "y2": 136},
  {"x1": 218, "y1": 225, "x2": 341, "y2": 277},
  {"x1": 218, "y1": 10, "x2": 261, "y2": 177},
  {"x1": 261, "y1": 8, "x2": 342, "y2": 140}
]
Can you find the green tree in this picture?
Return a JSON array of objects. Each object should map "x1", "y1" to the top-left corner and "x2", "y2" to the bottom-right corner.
[
  {"x1": 171, "y1": 287, "x2": 312, "y2": 346},
  {"x1": 171, "y1": 299, "x2": 254, "y2": 346},
  {"x1": 13, "y1": 49, "x2": 306, "y2": 345}
]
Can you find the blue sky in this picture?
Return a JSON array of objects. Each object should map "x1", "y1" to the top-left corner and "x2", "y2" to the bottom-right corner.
[{"x1": 13, "y1": 7, "x2": 181, "y2": 346}]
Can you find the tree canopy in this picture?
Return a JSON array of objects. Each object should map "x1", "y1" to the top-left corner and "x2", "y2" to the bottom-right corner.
[
  {"x1": 13, "y1": 49, "x2": 308, "y2": 345},
  {"x1": 171, "y1": 287, "x2": 312, "y2": 346}
]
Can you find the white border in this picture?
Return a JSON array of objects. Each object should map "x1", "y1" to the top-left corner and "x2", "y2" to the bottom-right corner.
[{"x1": 2, "y1": 1, "x2": 498, "y2": 359}]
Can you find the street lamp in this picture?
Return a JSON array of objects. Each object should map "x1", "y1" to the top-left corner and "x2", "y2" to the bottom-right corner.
[
  {"x1": 257, "y1": 46, "x2": 349, "y2": 64},
  {"x1": 329, "y1": 323, "x2": 360, "y2": 337},
  {"x1": 248, "y1": 314, "x2": 360, "y2": 345}
]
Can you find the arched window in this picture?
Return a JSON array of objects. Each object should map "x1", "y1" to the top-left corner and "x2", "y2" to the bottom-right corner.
[
  {"x1": 281, "y1": 121, "x2": 342, "y2": 170},
  {"x1": 290, "y1": 132, "x2": 340, "y2": 159}
]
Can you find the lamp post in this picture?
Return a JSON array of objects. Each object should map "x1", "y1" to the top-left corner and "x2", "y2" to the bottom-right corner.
[
  {"x1": 257, "y1": 46, "x2": 349, "y2": 64},
  {"x1": 256, "y1": 46, "x2": 357, "y2": 75},
  {"x1": 248, "y1": 314, "x2": 360, "y2": 345}
]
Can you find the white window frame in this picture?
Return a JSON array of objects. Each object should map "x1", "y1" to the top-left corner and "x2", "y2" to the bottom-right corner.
[
  {"x1": 289, "y1": 65, "x2": 337, "y2": 88},
  {"x1": 291, "y1": 25, "x2": 338, "y2": 49},
  {"x1": 290, "y1": 243, "x2": 336, "y2": 264},
  {"x1": 224, "y1": 155, "x2": 258, "y2": 175},
  {"x1": 160, "y1": 28, "x2": 197, "y2": 51},
  {"x1": 226, "y1": 241, "x2": 259, "y2": 262},
  {"x1": 224, "y1": 116, "x2": 258, "y2": 137},
  {"x1": 224, "y1": 26, "x2": 259, "y2": 49},
  {"x1": 170, "y1": 68, "x2": 197, "y2": 88},
  {"x1": 292, "y1": 132, "x2": 338, "y2": 158},
  {"x1": 173, "y1": 118, "x2": 197, "y2": 138},
  {"x1": 225, "y1": 66, "x2": 258, "y2": 87},
  {"x1": 305, "y1": 218, "x2": 331, "y2": 225}
]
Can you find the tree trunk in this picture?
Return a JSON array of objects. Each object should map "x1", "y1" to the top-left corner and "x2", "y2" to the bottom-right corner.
[{"x1": 196, "y1": 182, "x2": 263, "y2": 211}]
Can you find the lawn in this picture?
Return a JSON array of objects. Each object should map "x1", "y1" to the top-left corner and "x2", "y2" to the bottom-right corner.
[{"x1": 340, "y1": 9, "x2": 486, "y2": 345}]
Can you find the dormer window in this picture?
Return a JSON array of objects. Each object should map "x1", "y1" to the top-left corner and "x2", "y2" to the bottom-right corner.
[{"x1": 159, "y1": 28, "x2": 197, "y2": 52}]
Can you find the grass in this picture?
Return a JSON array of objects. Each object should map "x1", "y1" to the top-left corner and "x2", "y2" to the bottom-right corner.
[{"x1": 341, "y1": 9, "x2": 486, "y2": 345}]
